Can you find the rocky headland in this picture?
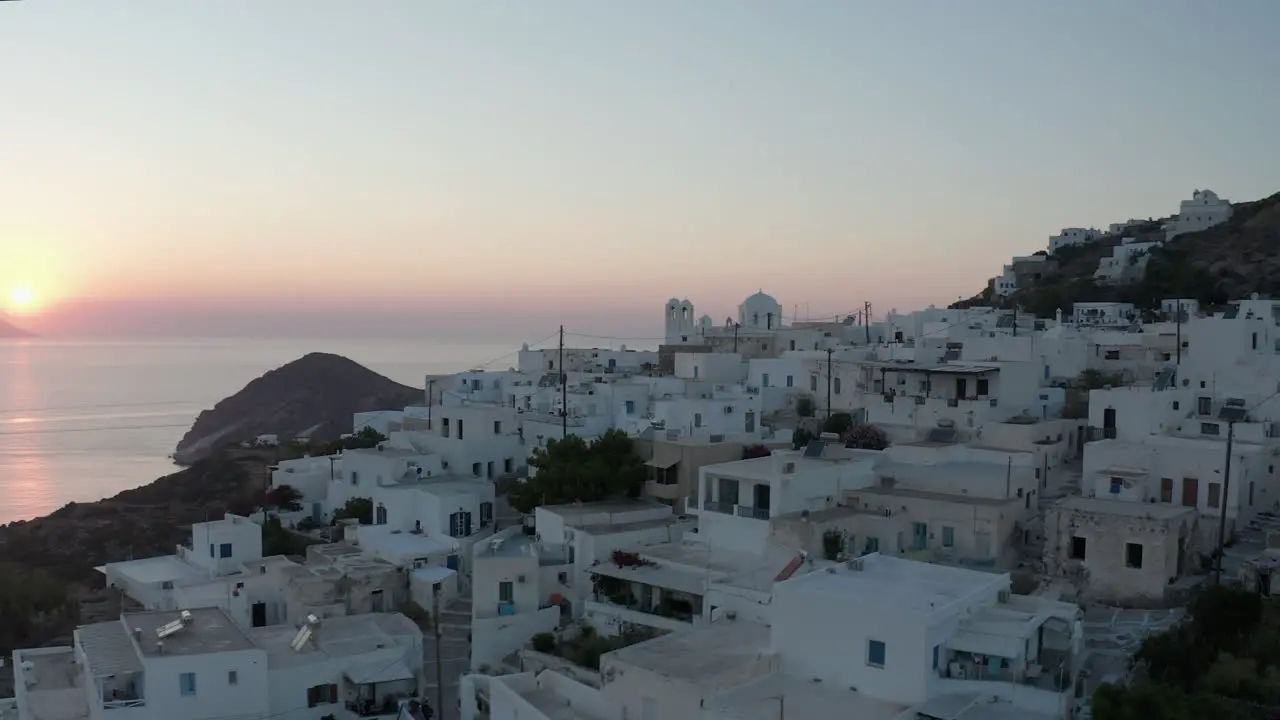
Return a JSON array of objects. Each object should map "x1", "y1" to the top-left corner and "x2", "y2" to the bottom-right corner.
[
  {"x1": 173, "y1": 351, "x2": 424, "y2": 464},
  {"x1": 0, "y1": 316, "x2": 35, "y2": 338}
]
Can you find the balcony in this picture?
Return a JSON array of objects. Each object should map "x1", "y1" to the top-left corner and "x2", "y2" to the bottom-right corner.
[
  {"x1": 735, "y1": 505, "x2": 770, "y2": 520},
  {"x1": 1086, "y1": 426, "x2": 1117, "y2": 441},
  {"x1": 703, "y1": 500, "x2": 735, "y2": 515}
]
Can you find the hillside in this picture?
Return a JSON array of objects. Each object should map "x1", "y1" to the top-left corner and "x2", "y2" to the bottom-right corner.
[
  {"x1": 173, "y1": 352, "x2": 424, "y2": 464},
  {"x1": 953, "y1": 190, "x2": 1280, "y2": 317},
  {"x1": 0, "y1": 316, "x2": 34, "y2": 338}
]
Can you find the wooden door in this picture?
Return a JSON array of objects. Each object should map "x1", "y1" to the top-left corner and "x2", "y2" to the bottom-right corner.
[{"x1": 1182, "y1": 478, "x2": 1199, "y2": 507}]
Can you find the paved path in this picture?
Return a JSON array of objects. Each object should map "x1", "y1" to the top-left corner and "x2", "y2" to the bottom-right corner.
[{"x1": 423, "y1": 595, "x2": 473, "y2": 720}]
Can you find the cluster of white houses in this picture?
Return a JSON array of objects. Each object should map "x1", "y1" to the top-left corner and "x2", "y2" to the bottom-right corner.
[
  {"x1": 993, "y1": 188, "x2": 1233, "y2": 296},
  {"x1": 12, "y1": 285, "x2": 1280, "y2": 720}
]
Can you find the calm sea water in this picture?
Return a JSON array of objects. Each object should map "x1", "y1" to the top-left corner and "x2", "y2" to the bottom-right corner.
[{"x1": 0, "y1": 338, "x2": 515, "y2": 524}]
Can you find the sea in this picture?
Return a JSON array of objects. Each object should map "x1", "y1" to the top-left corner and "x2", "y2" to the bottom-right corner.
[{"x1": 0, "y1": 337, "x2": 517, "y2": 525}]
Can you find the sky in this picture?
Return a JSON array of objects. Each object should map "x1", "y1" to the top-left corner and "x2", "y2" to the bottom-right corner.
[{"x1": 3, "y1": 0, "x2": 1280, "y2": 342}]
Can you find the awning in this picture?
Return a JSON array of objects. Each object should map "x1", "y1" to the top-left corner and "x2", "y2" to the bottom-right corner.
[
  {"x1": 645, "y1": 445, "x2": 682, "y2": 469},
  {"x1": 589, "y1": 561, "x2": 705, "y2": 595},
  {"x1": 948, "y1": 630, "x2": 1024, "y2": 659},
  {"x1": 345, "y1": 659, "x2": 415, "y2": 684}
]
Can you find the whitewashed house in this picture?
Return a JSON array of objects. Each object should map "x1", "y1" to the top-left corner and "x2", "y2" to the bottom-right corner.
[
  {"x1": 98, "y1": 514, "x2": 264, "y2": 611},
  {"x1": 1094, "y1": 240, "x2": 1159, "y2": 284},
  {"x1": 1072, "y1": 302, "x2": 1136, "y2": 328},
  {"x1": 13, "y1": 606, "x2": 429, "y2": 720},
  {"x1": 1164, "y1": 188, "x2": 1232, "y2": 241},
  {"x1": 1048, "y1": 227, "x2": 1101, "y2": 253},
  {"x1": 462, "y1": 555, "x2": 1083, "y2": 720}
]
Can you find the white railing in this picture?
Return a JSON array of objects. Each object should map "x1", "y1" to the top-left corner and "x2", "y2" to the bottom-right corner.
[{"x1": 103, "y1": 698, "x2": 146, "y2": 709}]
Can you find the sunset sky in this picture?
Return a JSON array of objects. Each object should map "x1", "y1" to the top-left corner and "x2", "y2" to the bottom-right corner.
[{"x1": 4, "y1": 1, "x2": 1280, "y2": 341}]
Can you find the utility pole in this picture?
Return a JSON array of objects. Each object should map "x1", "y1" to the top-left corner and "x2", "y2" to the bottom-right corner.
[
  {"x1": 732, "y1": 322, "x2": 740, "y2": 353},
  {"x1": 1214, "y1": 415, "x2": 1240, "y2": 585},
  {"x1": 863, "y1": 301, "x2": 872, "y2": 344},
  {"x1": 427, "y1": 378, "x2": 436, "y2": 430},
  {"x1": 431, "y1": 582, "x2": 444, "y2": 719},
  {"x1": 825, "y1": 348, "x2": 834, "y2": 422},
  {"x1": 559, "y1": 325, "x2": 568, "y2": 439},
  {"x1": 1175, "y1": 300, "x2": 1183, "y2": 375}
]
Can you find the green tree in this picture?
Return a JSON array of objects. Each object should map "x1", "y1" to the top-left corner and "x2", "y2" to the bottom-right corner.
[
  {"x1": 333, "y1": 497, "x2": 373, "y2": 525},
  {"x1": 507, "y1": 429, "x2": 645, "y2": 514},
  {"x1": 264, "y1": 484, "x2": 303, "y2": 511},
  {"x1": 822, "y1": 412, "x2": 854, "y2": 436},
  {"x1": 795, "y1": 396, "x2": 815, "y2": 418},
  {"x1": 742, "y1": 444, "x2": 772, "y2": 459}
]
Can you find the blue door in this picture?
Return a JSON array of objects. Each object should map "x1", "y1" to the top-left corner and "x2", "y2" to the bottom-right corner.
[{"x1": 913, "y1": 523, "x2": 928, "y2": 551}]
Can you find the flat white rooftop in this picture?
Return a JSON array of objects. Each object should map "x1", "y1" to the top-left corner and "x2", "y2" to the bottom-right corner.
[
  {"x1": 709, "y1": 673, "x2": 908, "y2": 720},
  {"x1": 357, "y1": 526, "x2": 455, "y2": 558},
  {"x1": 14, "y1": 647, "x2": 89, "y2": 720},
  {"x1": 603, "y1": 620, "x2": 769, "y2": 686},
  {"x1": 778, "y1": 553, "x2": 1007, "y2": 616},
  {"x1": 103, "y1": 554, "x2": 208, "y2": 585},
  {"x1": 539, "y1": 500, "x2": 670, "y2": 521},
  {"x1": 248, "y1": 612, "x2": 420, "y2": 669},
  {"x1": 124, "y1": 607, "x2": 255, "y2": 657},
  {"x1": 1056, "y1": 496, "x2": 1197, "y2": 520}
]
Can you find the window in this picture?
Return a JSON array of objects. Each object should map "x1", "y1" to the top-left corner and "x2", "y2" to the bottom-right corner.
[
  {"x1": 1250, "y1": 481, "x2": 1256, "y2": 506},
  {"x1": 499, "y1": 581, "x2": 514, "y2": 603},
  {"x1": 810, "y1": 375, "x2": 818, "y2": 392},
  {"x1": 786, "y1": 375, "x2": 794, "y2": 388},
  {"x1": 866, "y1": 639, "x2": 886, "y2": 668},
  {"x1": 625, "y1": 400, "x2": 636, "y2": 415},
  {"x1": 558, "y1": 571, "x2": 569, "y2": 585},
  {"x1": 179, "y1": 672, "x2": 197, "y2": 696},
  {"x1": 307, "y1": 684, "x2": 338, "y2": 708},
  {"x1": 1172, "y1": 400, "x2": 1179, "y2": 411},
  {"x1": 864, "y1": 537, "x2": 880, "y2": 554},
  {"x1": 209, "y1": 544, "x2": 214, "y2": 558},
  {"x1": 350, "y1": 470, "x2": 360, "y2": 485},
  {"x1": 1125, "y1": 542, "x2": 1144, "y2": 569},
  {"x1": 762, "y1": 373, "x2": 770, "y2": 387},
  {"x1": 694, "y1": 413, "x2": 703, "y2": 428},
  {"x1": 480, "y1": 501, "x2": 494, "y2": 526},
  {"x1": 1070, "y1": 536, "x2": 1086, "y2": 560},
  {"x1": 442, "y1": 418, "x2": 450, "y2": 438},
  {"x1": 228, "y1": 671, "x2": 238, "y2": 686},
  {"x1": 834, "y1": 378, "x2": 842, "y2": 395},
  {"x1": 1109, "y1": 477, "x2": 1123, "y2": 494},
  {"x1": 457, "y1": 419, "x2": 465, "y2": 440},
  {"x1": 493, "y1": 421, "x2": 502, "y2": 434},
  {"x1": 472, "y1": 462, "x2": 482, "y2": 477},
  {"x1": 942, "y1": 526, "x2": 954, "y2": 548},
  {"x1": 1208, "y1": 482, "x2": 1221, "y2": 509},
  {"x1": 1198, "y1": 397, "x2": 1211, "y2": 415},
  {"x1": 789, "y1": 340, "x2": 796, "y2": 351},
  {"x1": 976, "y1": 378, "x2": 989, "y2": 395},
  {"x1": 1160, "y1": 478, "x2": 1173, "y2": 503},
  {"x1": 504, "y1": 457, "x2": 514, "y2": 474},
  {"x1": 487, "y1": 461, "x2": 495, "y2": 478},
  {"x1": 1201, "y1": 422, "x2": 1221, "y2": 436},
  {"x1": 219, "y1": 543, "x2": 233, "y2": 558},
  {"x1": 933, "y1": 644, "x2": 941, "y2": 670}
]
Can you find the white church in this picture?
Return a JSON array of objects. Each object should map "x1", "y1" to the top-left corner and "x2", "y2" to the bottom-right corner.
[{"x1": 663, "y1": 290, "x2": 786, "y2": 345}]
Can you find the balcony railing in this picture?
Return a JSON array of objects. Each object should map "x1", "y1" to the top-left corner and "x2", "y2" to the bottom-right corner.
[
  {"x1": 704, "y1": 500, "x2": 735, "y2": 515},
  {"x1": 1087, "y1": 426, "x2": 1117, "y2": 441},
  {"x1": 103, "y1": 698, "x2": 145, "y2": 710},
  {"x1": 735, "y1": 506, "x2": 770, "y2": 520}
]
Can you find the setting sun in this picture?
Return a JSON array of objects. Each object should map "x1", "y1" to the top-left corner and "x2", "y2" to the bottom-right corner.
[{"x1": 7, "y1": 287, "x2": 38, "y2": 314}]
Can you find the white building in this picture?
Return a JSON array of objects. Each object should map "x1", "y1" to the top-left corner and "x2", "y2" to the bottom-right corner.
[
  {"x1": 98, "y1": 514, "x2": 263, "y2": 611},
  {"x1": 772, "y1": 554, "x2": 1082, "y2": 717},
  {"x1": 1094, "y1": 240, "x2": 1159, "y2": 284},
  {"x1": 1164, "y1": 188, "x2": 1232, "y2": 241},
  {"x1": 462, "y1": 555, "x2": 1083, "y2": 720},
  {"x1": 1072, "y1": 302, "x2": 1136, "y2": 328},
  {"x1": 1048, "y1": 227, "x2": 1100, "y2": 253}
]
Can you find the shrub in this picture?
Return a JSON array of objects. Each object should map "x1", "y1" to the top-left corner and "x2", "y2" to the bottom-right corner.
[{"x1": 531, "y1": 632, "x2": 556, "y2": 653}]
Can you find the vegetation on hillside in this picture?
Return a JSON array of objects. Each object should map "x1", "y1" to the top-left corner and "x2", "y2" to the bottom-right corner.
[
  {"x1": 1093, "y1": 585, "x2": 1280, "y2": 720},
  {"x1": 507, "y1": 429, "x2": 645, "y2": 514},
  {"x1": 952, "y1": 191, "x2": 1280, "y2": 317}
]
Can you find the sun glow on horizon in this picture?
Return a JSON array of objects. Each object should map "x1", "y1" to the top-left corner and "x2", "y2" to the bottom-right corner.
[{"x1": 7, "y1": 287, "x2": 39, "y2": 315}]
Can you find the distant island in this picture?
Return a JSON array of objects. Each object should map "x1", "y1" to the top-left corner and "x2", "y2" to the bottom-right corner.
[
  {"x1": 173, "y1": 351, "x2": 425, "y2": 464},
  {"x1": 0, "y1": 316, "x2": 34, "y2": 338}
]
